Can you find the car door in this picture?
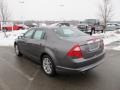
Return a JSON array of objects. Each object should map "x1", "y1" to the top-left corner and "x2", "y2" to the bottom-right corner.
[
  {"x1": 20, "y1": 29, "x2": 35, "y2": 56},
  {"x1": 26, "y1": 29, "x2": 46, "y2": 60}
]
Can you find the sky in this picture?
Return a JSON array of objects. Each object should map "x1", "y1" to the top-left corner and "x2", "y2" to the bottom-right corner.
[{"x1": 6, "y1": 0, "x2": 120, "y2": 21}]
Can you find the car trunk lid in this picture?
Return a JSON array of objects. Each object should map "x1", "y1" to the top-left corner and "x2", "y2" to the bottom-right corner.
[{"x1": 64, "y1": 35, "x2": 104, "y2": 59}]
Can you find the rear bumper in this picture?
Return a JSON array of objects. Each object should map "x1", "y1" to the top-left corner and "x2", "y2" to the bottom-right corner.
[{"x1": 56, "y1": 51, "x2": 105, "y2": 73}]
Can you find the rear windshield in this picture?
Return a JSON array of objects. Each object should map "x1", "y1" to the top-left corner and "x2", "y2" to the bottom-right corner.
[{"x1": 54, "y1": 27, "x2": 87, "y2": 38}]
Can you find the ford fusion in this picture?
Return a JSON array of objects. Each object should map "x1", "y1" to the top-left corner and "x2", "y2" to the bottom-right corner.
[{"x1": 14, "y1": 27, "x2": 105, "y2": 76}]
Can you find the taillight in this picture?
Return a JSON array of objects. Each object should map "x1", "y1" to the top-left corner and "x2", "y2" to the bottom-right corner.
[{"x1": 67, "y1": 45, "x2": 83, "y2": 58}]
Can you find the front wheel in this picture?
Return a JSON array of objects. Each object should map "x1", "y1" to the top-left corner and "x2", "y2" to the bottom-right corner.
[
  {"x1": 14, "y1": 44, "x2": 22, "y2": 56},
  {"x1": 42, "y1": 55, "x2": 56, "y2": 76}
]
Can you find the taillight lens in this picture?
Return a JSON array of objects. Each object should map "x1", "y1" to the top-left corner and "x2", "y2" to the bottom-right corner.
[{"x1": 67, "y1": 45, "x2": 83, "y2": 58}]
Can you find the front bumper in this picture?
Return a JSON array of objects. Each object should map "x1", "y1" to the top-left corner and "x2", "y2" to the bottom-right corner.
[{"x1": 56, "y1": 52, "x2": 105, "y2": 73}]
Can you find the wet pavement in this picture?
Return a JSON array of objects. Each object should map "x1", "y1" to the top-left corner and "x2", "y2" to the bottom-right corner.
[{"x1": 0, "y1": 46, "x2": 120, "y2": 90}]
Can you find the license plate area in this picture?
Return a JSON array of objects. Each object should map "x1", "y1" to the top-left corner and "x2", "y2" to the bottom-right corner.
[{"x1": 87, "y1": 39, "x2": 100, "y2": 51}]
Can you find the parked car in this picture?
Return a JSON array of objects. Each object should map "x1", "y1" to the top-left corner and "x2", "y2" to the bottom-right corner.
[
  {"x1": 77, "y1": 24, "x2": 104, "y2": 35},
  {"x1": 77, "y1": 24, "x2": 93, "y2": 34},
  {"x1": 106, "y1": 23, "x2": 120, "y2": 31},
  {"x1": 14, "y1": 27, "x2": 105, "y2": 76},
  {"x1": 50, "y1": 22, "x2": 70, "y2": 27},
  {"x1": 94, "y1": 25, "x2": 104, "y2": 33},
  {"x1": 17, "y1": 24, "x2": 29, "y2": 29},
  {"x1": 77, "y1": 24, "x2": 88, "y2": 32},
  {"x1": 2, "y1": 24, "x2": 25, "y2": 31}
]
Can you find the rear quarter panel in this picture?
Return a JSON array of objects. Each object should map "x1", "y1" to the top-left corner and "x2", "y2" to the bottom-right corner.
[{"x1": 44, "y1": 30, "x2": 76, "y2": 67}]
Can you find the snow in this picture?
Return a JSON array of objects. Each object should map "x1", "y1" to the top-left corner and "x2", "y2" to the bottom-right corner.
[
  {"x1": 113, "y1": 46, "x2": 120, "y2": 51},
  {"x1": 0, "y1": 30, "x2": 27, "y2": 46},
  {"x1": 92, "y1": 30, "x2": 120, "y2": 45}
]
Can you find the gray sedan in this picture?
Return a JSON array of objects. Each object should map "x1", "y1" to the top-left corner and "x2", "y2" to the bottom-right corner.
[{"x1": 14, "y1": 27, "x2": 105, "y2": 76}]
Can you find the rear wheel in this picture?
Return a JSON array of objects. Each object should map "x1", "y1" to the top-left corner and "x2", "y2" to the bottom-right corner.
[
  {"x1": 14, "y1": 44, "x2": 22, "y2": 56},
  {"x1": 42, "y1": 55, "x2": 56, "y2": 76}
]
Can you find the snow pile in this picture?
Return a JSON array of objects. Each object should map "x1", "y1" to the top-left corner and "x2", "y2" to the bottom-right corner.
[
  {"x1": 0, "y1": 30, "x2": 27, "y2": 46},
  {"x1": 112, "y1": 46, "x2": 120, "y2": 51},
  {"x1": 92, "y1": 30, "x2": 120, "y2": 45}
]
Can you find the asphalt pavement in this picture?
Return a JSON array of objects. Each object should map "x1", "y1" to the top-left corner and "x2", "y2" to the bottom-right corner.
[{"x1": 0, "y1": 46, "x2": 120, "y2": 90}]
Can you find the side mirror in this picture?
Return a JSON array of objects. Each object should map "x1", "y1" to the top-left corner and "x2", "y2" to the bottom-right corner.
[
  {"x1": 18, "y1": 35, "x2": 23, "y2": 39},
  {"x1": 18, "y1": 33, "x2": 24, "y2": 39}
]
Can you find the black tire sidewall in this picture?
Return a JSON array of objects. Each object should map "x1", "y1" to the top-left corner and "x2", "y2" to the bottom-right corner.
[{"x1": 15, "y1": 45, "x2": 22, "y2": 56}]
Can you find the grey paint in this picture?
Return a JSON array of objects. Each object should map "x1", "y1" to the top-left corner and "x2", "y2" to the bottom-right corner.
[{"x1": 15, "y1": 27, "x2": 105, "y2": 73}]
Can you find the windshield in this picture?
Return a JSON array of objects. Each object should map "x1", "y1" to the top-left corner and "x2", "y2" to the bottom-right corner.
[{"x1": 54, "y1": 27, "x2": 87, "y2": 38}]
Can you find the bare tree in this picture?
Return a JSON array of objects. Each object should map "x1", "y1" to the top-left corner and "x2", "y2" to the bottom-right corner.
[
  {"x1": 99, "y1": 0, "x2": 113, "y2": 32},
  {"x1": 0, "y1": 0, "x2": 10, "y2": 37}
]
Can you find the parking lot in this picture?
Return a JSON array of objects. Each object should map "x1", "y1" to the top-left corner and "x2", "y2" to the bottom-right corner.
[{"x1": 0, "y1": 46, "x2": 119, "y2": 90}]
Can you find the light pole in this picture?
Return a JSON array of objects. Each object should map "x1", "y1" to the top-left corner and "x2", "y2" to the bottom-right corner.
[{"x1": 19, "y1": 1, "x2": 25, "y2": 25}]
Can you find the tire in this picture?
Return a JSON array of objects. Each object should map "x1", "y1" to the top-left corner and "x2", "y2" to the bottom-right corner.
[
  {"x1": 90, "y1": 31, "x2": 92, "y2": 35},
  {"x1": 14, "y1": 44, "x2": 22, "y2": 56},
  {"x1": 42, "y1": 55, "x2": 56, "y2": 76},
  {"x1": 4, "y1": 28, "x2": 8, "y2": 31}
]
